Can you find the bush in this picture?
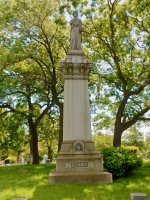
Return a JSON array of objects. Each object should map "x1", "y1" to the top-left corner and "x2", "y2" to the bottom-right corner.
[
  {"x1": 0, "y1": 149, "x2": 8, "y2": 160},
  {"x1": 123, "y1": 146, "x2": 139, "y2": 153},
  {"x1": 102, "y1": 147, "x2": 143, "y2": 178}
]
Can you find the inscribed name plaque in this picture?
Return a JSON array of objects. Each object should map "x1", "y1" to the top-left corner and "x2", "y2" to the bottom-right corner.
[
  {"x1": 71, "y1": 162, "x2": 88, "y2": 168},
  {"x1": 66, "y1": 161, "x2": 94, "y2": 171}
]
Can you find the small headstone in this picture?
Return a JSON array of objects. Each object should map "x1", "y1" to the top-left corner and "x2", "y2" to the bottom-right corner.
[
  {"x1": 17, "y1": 168, "x2": 28, "y2": 173},
  {"x1": 46, "y1": 159, "x2": 50, "y2": 164},
  {"x1": 30, "y1": 155, "x2": 33, "y2": 164},
  {"x1": 20, "y1": 158, "x2": 25, "y2": 164},
  {"x1": 130, "y1": 193, "x2": 148, "y2": 200},
  {"x1": 41, "y1": 159, "x2": 46, "y2": 164},
  {"x1": 26, "y1": 157, "x2": 30, "y2": 164},
  {"x1": 41, "y1": 155, "x2": 48, "y2": 164},
  {"x1": 5, "y1": 159, "x2": 10, "y2": 165}
]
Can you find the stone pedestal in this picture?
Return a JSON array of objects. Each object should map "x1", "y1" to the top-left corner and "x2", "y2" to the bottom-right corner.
[{"x1": 48, "y1": 50, "x2": 112, "y2": 184}]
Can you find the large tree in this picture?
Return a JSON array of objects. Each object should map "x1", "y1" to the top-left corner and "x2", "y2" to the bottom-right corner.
[
  {"x1": 1, "y1": 0, "x2": 149, "y2": 159},
  {"x1": 83, "y1": 0, "x2": 150, "y2": 146},
  {"x1": 0, "y1": 0, "x2": 68, "y2": 163},
  {"x1": 38, "y1": 113, "x2": 59, "y2": 161},
  {"x1": 0, "y1": 111, "x2": 29, "y2": 161}
]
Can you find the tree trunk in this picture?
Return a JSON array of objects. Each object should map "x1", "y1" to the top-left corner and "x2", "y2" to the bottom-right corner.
[
  {"x1": 17, "y1": 150, "x2": 22, "y2": 164},
  {"x1": 30, "y1": 135, "x2": 33, "y2": 156},
  {"x1": 47, "y1": 145, "x2": 53, "y2": 162},
  {"x1": 58, "y1": 103, "x2": 63, "y2": 152},
  {"x1": 28, "y1": 118, "x2": 39, "y2": 164},
  {"x1": 113, "y1": 124, "x2": 124, "y2": 147},
  {"x1": 113, "y1": 94, "x2": 129, "y2": 147}
]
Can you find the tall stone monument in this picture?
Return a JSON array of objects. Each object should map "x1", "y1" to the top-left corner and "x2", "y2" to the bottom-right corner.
[{"x1": 48, "y1": 11, "x2": 112, "y2": 184}]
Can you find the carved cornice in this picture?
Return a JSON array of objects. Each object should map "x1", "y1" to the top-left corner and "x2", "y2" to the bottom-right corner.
[{"x1": 59, "y1": 52, "x2": 93, "y2": 80}]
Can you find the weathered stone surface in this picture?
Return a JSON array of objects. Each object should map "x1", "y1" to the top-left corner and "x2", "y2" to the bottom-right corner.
[
  {"x1": 56, "y1": 140, "x2": 103, "y2": 173},
  {"x1": 17, "y1": 168, "x2": 28, "y2": 173},
  {"x1": 130, "y1": 193, "x2": 148, "y2": 200},
  {"x1": 70, "y1": 11, "x2": 83, "y2": 50},
  {"x1": 11, "y1": 198, "x2": 28, "y2": 200},
  {"x1": 48, "y1": 49, "x2": 112, "y2": 184},
  {"x1": 46, "y1": 159, "x2": 50, "y2": 164},
  {"x1": 60, "y1": 51, "x2": 92, "y2": 142},
  {"x1": 49, "y1": 169, "x2": 112, "y2": 184},
  {"x1": 60, "y1": 50, "x2": 92, "y2": 81},
  {"x1": 49, "y1": 138, "x2": 113, "y2": 183}
]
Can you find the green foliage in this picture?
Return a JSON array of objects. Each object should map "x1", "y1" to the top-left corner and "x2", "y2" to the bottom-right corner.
[
  {"x1": 38, "y1": 113, "x2": 59, "y2": 160},
  {"x1": 83, "y1": 0, "x2": 150, "y2": 146},
  {"x1": 102, "y1": 147, "x2": 143, "y2": 178},
  {"x1": 0, "y1": 112, "x2": 29, "y2": 156},
  {"x1": 123, "y1": 146, "x2": 139, "y2": 153},
  {"x1": 0, "y1": 0, "x2": 149, "y2": 160},
  {"x1": 0, "y1": 0, "x2": 68, "y2": 162},
  {"x1": 0, "y1": 149, "x2": 8, "y2": 160},
  {"x1": 145, "y1": 131, "x2": 150, "y2": 151},
  {"x1": 122, "y1": 126, "x2": 146, "y2": 151},
  {"x1": 6, "y1": 156, "x2": 16, "y2": 164},
  {"x1": 92, "y1": 133, "x2": 113, "y2": 153}
]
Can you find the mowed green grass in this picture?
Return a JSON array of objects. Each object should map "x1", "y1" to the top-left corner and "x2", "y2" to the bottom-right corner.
[{"x1": 0, "y1": 163, "x2": 150, "y2": 200}]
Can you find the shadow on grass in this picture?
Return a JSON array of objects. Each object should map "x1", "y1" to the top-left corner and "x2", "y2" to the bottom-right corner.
[
  {"x1": 1, "y1": 165, "x2": 150, "y2": 200},
  {"x1": 31, "y1": 167, "x2": 150, "y2": 200},
  {"x1": 0, "y1": 164, "x2": 55, "y2": 200}
]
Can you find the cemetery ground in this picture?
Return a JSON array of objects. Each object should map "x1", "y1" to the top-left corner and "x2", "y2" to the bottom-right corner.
[{"x1": 0, "y1": 161, "x2": 150, "y2": 200}]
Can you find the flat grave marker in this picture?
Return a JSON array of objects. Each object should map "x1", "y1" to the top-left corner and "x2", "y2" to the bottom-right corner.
[
  {"x1": 17, "y1": 168, "x2": 28, "y2": 173},
  {"x1": 11, "y1": 198, "x2": 28, "y2": 200},
  {"x1": 130, "y1": 193, "x2": 148, "y2": 200}
]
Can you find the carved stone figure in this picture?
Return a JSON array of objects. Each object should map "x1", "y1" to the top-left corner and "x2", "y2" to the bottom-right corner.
[
  {"x1": 75, "y1": 143, "x2": 83, "y2": 152},
  {"x1": 70, "y1": 11, "x2": 83, "y2": 50}
]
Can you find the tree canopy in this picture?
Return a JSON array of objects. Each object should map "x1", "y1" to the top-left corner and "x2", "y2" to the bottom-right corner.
[
  {"x1": 83, "y1": 0, "x2": 150, "y2": 146},
  {"x1": 0, "y1": 0, "x2": 68, "y2": 163},
  {"x1": 0, "y1": 0, "x2": 150, "y2": 164}
]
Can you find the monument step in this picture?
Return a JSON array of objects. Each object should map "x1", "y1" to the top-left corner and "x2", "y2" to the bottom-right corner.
[{"x1": 49, "y1": 169, "x2": 112, "y2": 184}]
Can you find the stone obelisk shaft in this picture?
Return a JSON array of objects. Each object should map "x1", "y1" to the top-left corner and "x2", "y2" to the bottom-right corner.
[{"x1": 62, "y1": 51, "x2": 92, "y2": 141}]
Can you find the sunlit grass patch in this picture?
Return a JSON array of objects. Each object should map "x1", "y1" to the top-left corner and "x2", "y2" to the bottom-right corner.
[
  {"x1": 0, "y1": 164, "x2": 150, "y2": 200},
  {"x1": 1, "y1": 187, "x2": 35, "y2": 200}
]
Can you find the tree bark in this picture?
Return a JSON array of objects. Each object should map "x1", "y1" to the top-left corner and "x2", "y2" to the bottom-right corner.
[
  {"x1": 28, "y1": 118, "x2": 39, "y2": 164},
  {"x1": 113, "y1": 92, "x2": 129, "y2": 147},
  {"x1": 47, "y1": 145, "x2": 53, "y2": 162},
  {"x1": 17, "y1": 150, "x2": 23, "y2": 164},
  {"x1": 113, "y1": 124, "x2": 124, "y2": 147}
]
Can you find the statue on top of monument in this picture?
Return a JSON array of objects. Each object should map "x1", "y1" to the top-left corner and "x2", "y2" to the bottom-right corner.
[{"x1": 70, "y1": 11, "x2": 83, "y2": 50}]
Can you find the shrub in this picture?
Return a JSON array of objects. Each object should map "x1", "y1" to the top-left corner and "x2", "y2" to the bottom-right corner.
[
  {"x1": 123, "y1": 146, "x2": 139, "y2": 153},
  {"x1": 0, "y1": 149, "x2": 8, "y2": 160},
  {"x1": 102, "y1": 147, "x2": 143, "y2": 178}
]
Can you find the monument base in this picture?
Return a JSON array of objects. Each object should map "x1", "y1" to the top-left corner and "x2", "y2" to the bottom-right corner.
[
  {"x1": 48, "y1": 140, "x2": 112, "y2": 184},
  {"x1": 49, "y1": 169, "x2": 112, "y2": 184}
]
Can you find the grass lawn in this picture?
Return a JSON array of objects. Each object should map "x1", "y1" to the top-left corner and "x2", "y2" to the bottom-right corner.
[{"x1": 0, "y1": 162, "x2": 150, "y2": 200}]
